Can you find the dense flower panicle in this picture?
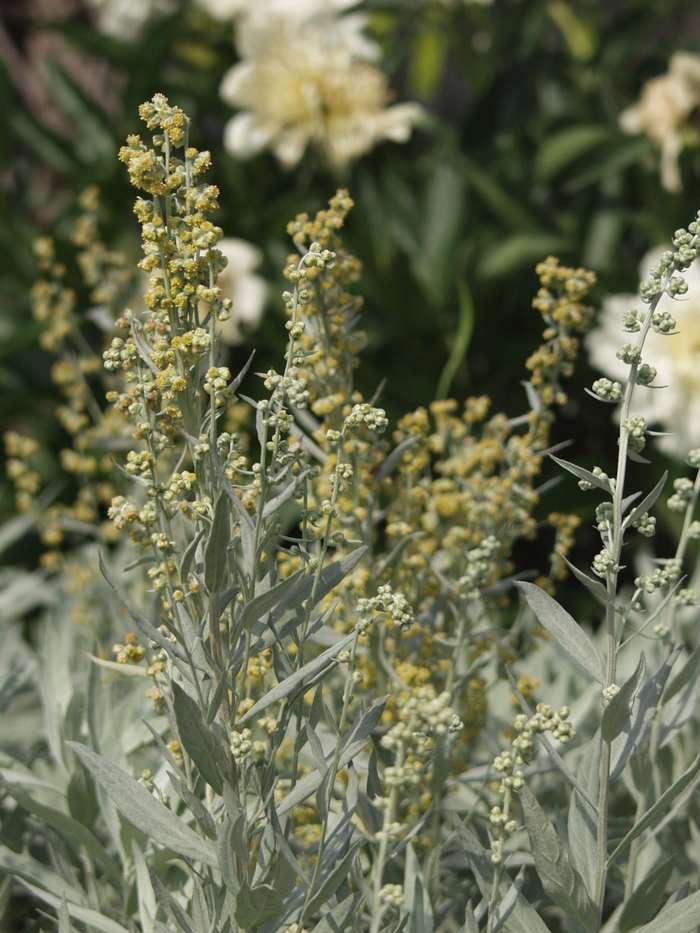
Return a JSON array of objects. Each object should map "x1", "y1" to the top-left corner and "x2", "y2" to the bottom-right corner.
[
  {"x1": 218, "y1": 3, "x2": 423, "y2": 167},
  {"x1": 586, "y1": 247, "x2": 700, "y2": 458},
  {"x1": 620, "y1": 52, "x2": 700, "y2": 192}
]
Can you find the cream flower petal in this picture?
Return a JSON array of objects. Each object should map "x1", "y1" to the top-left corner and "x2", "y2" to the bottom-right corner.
[{"x1": 586, "y1": 247, "x2": 700, "y2": 457}]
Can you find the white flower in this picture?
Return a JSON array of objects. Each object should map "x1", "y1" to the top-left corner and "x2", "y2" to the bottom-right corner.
[
  {"x1": 586, "y1": 247, "x2": 700, "y2": 458},
  {"x1": 196, "y1": 0, "x2": 360, "y2": 22},
  {"x1": 220, "y1": 13, "x2": 423, "y2": 168},
  {"x1": 85, "y1": 0, "x2": 176, "y2": 41},
  {"x1": 619, "y1": 52, "x2": 700, "y2": 193},
  {"x1": 212, "y1": 239, "x2": 268, "y2": 346}
]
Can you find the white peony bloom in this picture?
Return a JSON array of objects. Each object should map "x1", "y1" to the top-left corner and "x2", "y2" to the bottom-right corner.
[
  {"x1": 619, "y1": 52, "x2": 700, "y2": 193},
  {"x1": 212, "y1": 239, "x2": 268, "y2": 346},
  {"x1": 220, "y1": 13, "x2": 423, "y2": 168},
  {"x1": 85, "y1": 0, "x2": 176, "y2": 41},
  {"x1": 586, "y1": 247, "x2": 700, "y2": 458}
]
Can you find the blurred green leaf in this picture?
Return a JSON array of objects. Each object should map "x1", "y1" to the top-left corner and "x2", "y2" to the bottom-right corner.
[
  {"x1": 479, "y1": 233, "x2": 571, "y2": 278},
  {"x1": 535, "y1": 125, "x2": 612, "y2": 181}
]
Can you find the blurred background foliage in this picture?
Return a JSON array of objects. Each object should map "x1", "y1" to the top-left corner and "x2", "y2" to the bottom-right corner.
[{"x1": 2, "y1": 0, "x2": 700, "y2": 578}]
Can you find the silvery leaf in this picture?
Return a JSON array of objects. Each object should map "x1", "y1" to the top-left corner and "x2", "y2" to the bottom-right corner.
[{"x1": 515, "y1": 581, "x2": 605, "y2": 684}]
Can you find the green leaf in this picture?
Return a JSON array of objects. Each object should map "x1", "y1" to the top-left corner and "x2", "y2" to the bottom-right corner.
[
  {"x1": 611, "y1": 645, "x2": 683, "y2": 780},
  {"x1": 601, "y1": 654, "x2": 646, "y2": 742},
  {"x1": 18, "y1": 882, "x2": 128, "y2": 933},
  {"x1": 479, "y1": 233, "x2": 572, "y2": 279},
  {"x1": 622, "y1": 472, "x2": 668, "y2": 533},
  {"x1": 634, "y1": 887, "x2": 700, "y2": 933},
  {"x1": 236, "y1": 570, "x2": 305, "y2": 633},
  {"x1": 2, "y1": 781, "x2": 121, "y2": 883},
  {"x1": 261, "y1": 471, "x2": 310, "y2": 521},
  {"x1": 550, "y1": 455, "x2": 612, "y2": 494},
  {"x1": 235, "y1": 883, "x2": 285, "y2": 929},
  {"x1": 453, "y1": 821, "x2": 551, "y2": 933},
  {"x1": 519, "y1": 783, "x2": 597, "y2": 931},
  {"x1": 172, "y1": 682, "x2": 226, "y2": 794},
  {"x1": 217, "y1": 818, "x2": 241, "y2": 897},
  {"x1": 249, "y1": 547, "x2": 368, "y2": 654},
  {"x1": 175, "y1": 778, "x2": 217, "y2": 840},
  {"x1": 67, "y1": 743, "x2": 217, "y2": 866},
  {"x1": 149, "y1": 870, "x2": 195, "y2": 933},
  {"x1": 98, "y1": 552, "x2": 190, "y2": 668},
  {"x1": 534, "y1": 125, "x2": 612, "y2": 180},
  {"x1": 664, "y1": 642, "x2": 700, "y2": 703},
  {"x1": 311, "y1": 893, "x2": 363, "y2": 933},
  {"x1": 131, "y1": 841, "x2": 156, "y2": 933},
  {"x1": 59, "y1": 893, "x2": 71, "y2": 933},
  {"x1": 205, "y1": 495, "x2": 230, "y2": 595},
  {"x1": 515, "y1": 581, "x2": 605, "y2": 683},
  {"x1": 560, "y1": 555, "x2": 610, "y2": 606},
  {"x1": 236, "y1": 633, "x2": 353, "y2": 725},
  {"x1": 567, "y1": 734, "x2": 601, "y2": 900},
  {"x1": 304, "y1": 843, "x2": 363, "y2": 921},
  {"x1": 608, "y1": 752, "x2": 700, "y2": 866},
  {"x1": 277, "y1": 697, "x2": 387, "y2": 815},
  {"x1": 618, "y1": 857, "x2": 676, "y2": 933}
]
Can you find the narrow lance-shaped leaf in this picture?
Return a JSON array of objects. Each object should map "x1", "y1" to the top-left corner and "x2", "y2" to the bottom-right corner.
[
  {"x1": 237, "y1": 633, "x2": 354, "y2": 725},
  {"x1": 67, "y1": 743, "x2": 217, "y2": 867},
  {"x1": 549, "y1": 454, "x2": 612, "y2": 494},
  {"x1": 205, "y1": 494, "x2": 230, "y2": 595},
  {"x1": 515, "y1": 581, "x2": 606, "y2": 684},
  {"x1": 235, "y1": 883, "x2": 285, "y2": 930},
  {"x1": 608, "y1": 751, "x2": 700, "y2": 866},
  {"x1": 236, "y1": 570, "x2": 305, "y2": 634},
  {"x1": 453, "y1": 820, "x2": 551, "y2": 933},
  {"x1": 622, "y1": 471, "x2": 667, "y2": 531},
  {"x1": 601, "y1": 654, "x2": 646, "y2": 742},
  {"x1": 633, "y1": 888, "x2": 700, "y2": 933},
  {"x1": 19, "y1": 882, "x2": 128, "y2": 933},
  {"x1": 1, "y1": 781, "x2": 121, "y2": 883},
  {"x1": 664, "y1": 641, "x2": 700, "y2": 703},
  {"x1": 172, "y1": 682, "x2": 226, "y2": 794},
  {"x1": 618, "y1": 857, "x2": 676, "y2": 933},
  {"x1": 519, "y1": 782, "x2": 597, "y2": 932},
  {"x1": 278, "y1": 697, "x2": 387, "y2": 815}
]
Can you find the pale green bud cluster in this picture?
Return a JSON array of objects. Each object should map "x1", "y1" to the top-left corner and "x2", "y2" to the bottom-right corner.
[
  {"x1": 602, "y1": 684, "x2": 620, "y2": 705},
  {"x1": 381, "y1": 687, "x2": 463, "y2": 768},
  {"x1": 378, "y1": 884, "x2": 404, "y2": 907},
  {"x1": 356, "y1": 583, "x2": 414, "y2": 633},
  {"x1": 230, "y1": 728, "x2": 253, "y2": 761},
  {"x1": 458, "y1": 534, "x2": 499, "y2": 598},
  {"x1": 592, "y1": 548, "x2": 620, "y2": 578},
  {"x1": 636, "y1": 363, "x2": 657, "y2": 385},
  {"x1": 673, "y1": 588, "x2": 698, "y2": 606},
  {"x1": 623, "y1": 415, "x2": 647, "y2": 453},
  {"x1": 616, "y1": 343, "x2": 642, "y2": 365},
  {"x1": 592, "y1": 378, "x2": 622, "y2": 401},
  {"x1": 203, "y1": 366, "x2": 233, "y2": 407},
  {"x1": 103, "y1": 336, "x2": 137, "y2": 371},
  {"x1": 622, "y1": 309, "x2": 643, "y2": 332},
  {"x1": 667, "y1": 477, "x2": 694, "y2": 512},
  {"x1": 262, "y1": 367, "x2": 310, "y2": 410},
  {"x1": 579, "y1": 466, "x2": 613, "y2": 492},
  {"x1": 634, "y1": 560, "x2": 681, "y2": 593},
  {"x1": 632, "y1": 511, "x2": 656, "y2": 536},
  {"x1": 651, "y1": 310, "x2": 677, "y2": 334},
  {"x1": 344, "y1": 403, "x2": 388, "y2": 434}
]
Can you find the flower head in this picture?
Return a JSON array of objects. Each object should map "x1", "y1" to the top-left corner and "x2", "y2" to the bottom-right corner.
[
  {"x1": 620, "y1": 52, "x2": 700, "y2": 192},
  {"x1": 219, "y1": 8, "x2": 423, "y2": 168},
  {"x1": 586, "y1": 247, "x2": 700, "y2": 458}
]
